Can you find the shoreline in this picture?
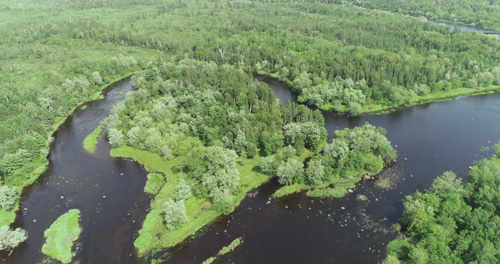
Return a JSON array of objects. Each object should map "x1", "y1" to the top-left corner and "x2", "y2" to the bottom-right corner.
[
  {"x1": 109, "y1": 146, "x2": 270, "y2": 257},
  {"x1": 0, "y1": 73, "x2": 135, "y2": 228},
  {"x1": 109, "y1": 135, "x2": 325, "y2": 257},
  {"x1": 254, "y1": 71, "x2": 500, "y2": 116}
]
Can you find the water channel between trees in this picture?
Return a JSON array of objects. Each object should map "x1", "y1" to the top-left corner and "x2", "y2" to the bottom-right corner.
[{"x1": 4, "y1": 21, "x2": 500, "y2": 264}]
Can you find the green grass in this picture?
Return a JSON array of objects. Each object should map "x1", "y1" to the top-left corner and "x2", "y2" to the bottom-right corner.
[
  {"x1": 0, "y1": 209, "x2": 16, "y2": 227},
  {"x1": 83, "y1": 126, "x2": 103, "y2": 153},
  {"x1": 306, "y1": 186, "x2": 348, "y2": 198},
  {"x1": 144, "y1": 173, "x2": 165, "y2": 195},
  {"x1": 376, "y1": 178, "x2": 392, "y2": 189},
  {"x1": 386, "y1": 238, "x2": 415, "y2": 260},
  {"x1": 42, "y1": 209, "x2": 82, "y2": 264},
  {"x1": 362, "y1": 85, "x2": 500, "y2": 114},
  {"x1": 273, "y1": 183, "x2": 310, "y2": 197},
  {"x1": 203, "y1": 257, "x2": 215, "y2": 264},
  {"x1": 111, "y1": 146, "x2": 270, "y2": 256},
  {"x1": 202, "y1": 237, "x2": 243, "y2": 264}
]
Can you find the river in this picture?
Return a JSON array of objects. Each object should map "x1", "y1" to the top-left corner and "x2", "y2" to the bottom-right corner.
[
  {"x1": 3, "y1": 79, "x2": 150, "y2": 264},
  {"x1": 430, "y1": 19, "x2": 500, "y2": 36},
  {"x1": 3, "y1": 22, "x2": 500, "y2": 264}
]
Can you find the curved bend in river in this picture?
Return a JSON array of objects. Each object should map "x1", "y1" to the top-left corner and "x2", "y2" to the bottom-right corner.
[{"x1": 4, "y1": 79, "x2": 150, "y2": 264}]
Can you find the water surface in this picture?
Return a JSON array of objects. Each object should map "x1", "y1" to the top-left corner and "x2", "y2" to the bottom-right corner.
[{"x1": 2, "y1": 79, "x2": 150, "y2": 264}]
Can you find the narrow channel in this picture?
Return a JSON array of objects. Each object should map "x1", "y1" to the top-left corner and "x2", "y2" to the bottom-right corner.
[{"x1": 4, "y1": 79, "x2": 150, "y2": 264}]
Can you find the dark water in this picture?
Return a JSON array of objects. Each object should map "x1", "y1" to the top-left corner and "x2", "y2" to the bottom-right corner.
[
  {"x1": 2, "y1": 79, "x2": 150, "y2": 264},
  {"x1": 163, "y1": 76, "x2": 500, "y2": 264},
  {"x1": 430, "y1": 19, "x2": 500, "y2": 36}
]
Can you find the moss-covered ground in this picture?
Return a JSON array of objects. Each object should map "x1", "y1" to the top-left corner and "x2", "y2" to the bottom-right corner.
[
  {"x1": 83, "y1": 126, "x2": 103, "y2": 153},
  {"x1": 41, "y1": 209, "x2": 82, "y2": 264}
]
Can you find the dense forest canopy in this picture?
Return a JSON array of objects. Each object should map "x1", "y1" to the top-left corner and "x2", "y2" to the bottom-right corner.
[
  {"x1": 385, "y1": 145, "x2": 500, "y2": 264},
  {"x1": 3, "y1": 0, "x2": 499, "y2": 114},
  {"x1": 357, "y1": 0, "x2": 500, "y2": 30},
  {"x1": 2, "y1": 0, "x2": 500, "y2": 190}
]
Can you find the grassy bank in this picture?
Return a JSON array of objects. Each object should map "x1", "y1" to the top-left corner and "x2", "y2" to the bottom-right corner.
[
  {"x1": 202, "y1": 237, "x2": 243, "y2": 264},
  {"x1": 83, "y1": 126, "x2": 103, "y2": 153},
  {"x1": 273, "y1": 168, "x2": 377, "y2": 198},
  {"x1": 320, "y1": 85, "x2": 500, "y2": 114},
  {"x1": 362, "y1": 85, "x2": 500, "y2": 114},
  {"x1": 110, "y1": 146, "x2": 270, "y2": 257},
  {"x1": 42, "y1": 209, "x2": 82, "y2": 264}
]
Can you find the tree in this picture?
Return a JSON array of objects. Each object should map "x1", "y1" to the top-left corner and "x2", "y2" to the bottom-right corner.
[
  {"x1": 305, "y1": 159, "x2": 325, "y2": 185},
  {"x1": 383, "y1": 255, "x2": 401, "y2": 264},
  {"x1": 0, "y1": 186, "x2": 17, "y2": 211},
  {"x1": 127, "y1": 127, "x2": 141, "y2": 145},
  {"x1": 277, "y1": 159, "x2": 304, "y2": 185},
  {"x1": 2, "y1": 153, "x2": 22, "y2": 175},
  {"x1": 102, "y1": 114, "x2": 121, "y2": 130},
  {"x1": 408, "y1": 245, "x2": 429, "y2": 264},
  {"x1": 478, "y1": 72, "x2": 494, "y2": 87},
  {"x1": 92, "y1": 71, "x2": 103, "y2": 86},
  {"x1": 263, "y1": 132, "x2": 284, "y2": 155},
  {"x1": 108, "y1": 128, "x2": 124, "y2": 148},
  {"x1": 348, "y1": 102, "x2": 362, "y2": 116},
  {"x1": 234, "y1": 130, "x2": 246, "y2": 155},
  {"x1": 175, "y1": 179, "x2": 192, "y2": 202},
  {"x1": 164, "y1": 200, "x2": 187, "y2": 231},
  {"x1": 199, "y1": 147, "x2": 240, "y2": 204},
  {"x1": 259, "y1": 156, "x2": 277, "y2": 176},
  {"x1": 246, "y1": 143, "x2": 257, "y2": 159},
  {"x1": 430, "y1": 171, "x2": 464, "y2": 195},
  {"x1": 301, "y1": 122, "x2": 323, "y2": 150},
  {"x1": 283, "y1": 123, "x2": 302, "y2": 145},
  {"x1": 0, "y1": 226, "x2": 28, "y2": 252},
  {"x1": 292, "y1": 71, "x2": 312, "y2": 92},
  {"x1": 324, "y1": 139, "x2": 349, "y2": 161},
  {"x1": 282, "y1": 145, "x2": 296, "y2": 160}
]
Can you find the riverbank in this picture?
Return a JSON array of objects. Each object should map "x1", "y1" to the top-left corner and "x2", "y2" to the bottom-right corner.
[
  {"x1": 0, "y1": 73, "x2": 136, "y2": 228},
  {"x1": 109, "y1": 146, "x2": 270, "y2": 257},
  {"x1": 108, "y1": 135, "x2": 326, "y2": 258},
  {"x1": 363, "y1": 6, "x2": 500, "y2": 32},
  {"x1": 273, "y1": 164, "x2": 388, "y2": 198},
  {"x1": 361, "y1": 85, "x2": 500, "y2": 114},
  {"x1": 255, "y1": 71, "x2": 500, "y2": 116}
]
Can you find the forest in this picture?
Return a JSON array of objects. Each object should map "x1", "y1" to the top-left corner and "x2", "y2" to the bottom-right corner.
[
  {"x1": 358, "y1": 0, "x2": 500, "y2": 31},
  {"x1": 385, "y1": 143, "x2": 500, "y2": 264},
  {"x1": 0, "y1": 0, "x2": 499, "y2": 262}
]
